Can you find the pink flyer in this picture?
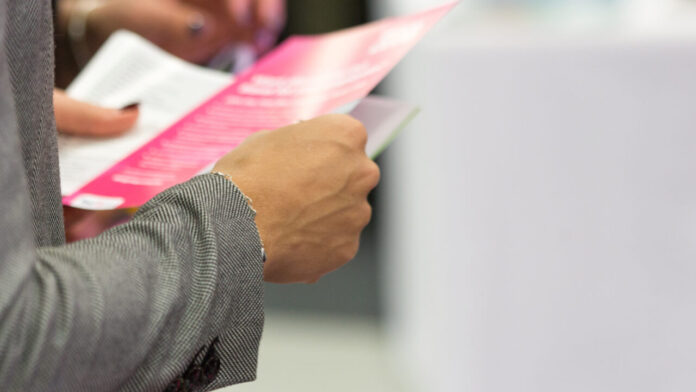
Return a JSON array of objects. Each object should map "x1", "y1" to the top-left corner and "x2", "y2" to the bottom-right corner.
[{"x1": 62, "y1": 2, "x2": 457, "y2": 209}]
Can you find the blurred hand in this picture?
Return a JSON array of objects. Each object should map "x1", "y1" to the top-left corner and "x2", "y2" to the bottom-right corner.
[
  {"x1": 54, "y1": 89, "x2": 139, "y2": 137},
  {"x1": 213, "y1": 114, "x2": 380, "y2": 284},
  {"x1": 59, "y1": 0, "x2": 285, "y2": 64}
]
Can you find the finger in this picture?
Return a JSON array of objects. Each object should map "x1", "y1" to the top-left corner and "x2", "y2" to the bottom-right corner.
[
  {"x1": 228, "y1": 0, "x2": 254, "y2": 27},
  {"x1": 336, "y1": 238, "x2": 361, "y2": 264},
  {"x1": 316, "y1": 114, "x2": 368, "y2": 149},
  {"x1": 360, "y1": 159, "x2": 381, "y2": 192},
  {"x1": 251, "y1": 0, "x2": 284, "y2": 53},
  {"x1": 54, "y1": 90, "x2": 139, "y2": 137},
  {"x1": 255, "y1": 0, "x2": 285, "y2": 32},
  {"x1": 253, "y1": 28, "x2": 277, "y2": 54},
  {"x1": 354, "y1": 202, "x2": 373, "y2": 230}
]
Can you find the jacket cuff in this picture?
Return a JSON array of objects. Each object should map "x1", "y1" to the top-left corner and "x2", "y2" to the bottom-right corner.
[{"x1": 145, "y1": 173, "x2": 265, "y2": 390}]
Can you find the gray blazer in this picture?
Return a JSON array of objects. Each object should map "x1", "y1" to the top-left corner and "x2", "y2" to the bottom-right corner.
[{"x1": 0, "y1": 1, "x2": 265, "y2": 391}]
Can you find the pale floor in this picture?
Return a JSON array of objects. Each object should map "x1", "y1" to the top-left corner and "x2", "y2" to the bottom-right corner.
[{"x1": 218, "y1": 312, "x2": 407, "y2": 392}]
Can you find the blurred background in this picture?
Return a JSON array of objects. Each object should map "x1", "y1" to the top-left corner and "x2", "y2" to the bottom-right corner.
[{"x1": 229, "y1": 1, "x2": 696, "y2": 391}]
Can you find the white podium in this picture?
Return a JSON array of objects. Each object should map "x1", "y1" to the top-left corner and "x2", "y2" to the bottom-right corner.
[{"x1": 379, "y1": 26, "x2": 696, "y2": 392}]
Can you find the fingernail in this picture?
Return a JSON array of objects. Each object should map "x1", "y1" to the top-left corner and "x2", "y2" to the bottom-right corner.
[
  {"x1": 121, "y1": 102, "x2": 140, "y2": 111},
  {"x1": 188, "y1": 13, "x2": 207, "y2": 37}
]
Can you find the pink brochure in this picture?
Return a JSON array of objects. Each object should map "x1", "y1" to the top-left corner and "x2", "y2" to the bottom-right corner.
[{"x1": 62, "y1": 2, "x2": 457, "y2": 209}]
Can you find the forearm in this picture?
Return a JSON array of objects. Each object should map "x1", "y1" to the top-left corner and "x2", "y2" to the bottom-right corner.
[{"x1": 0, "y1": 174, "x2": 264, "y2": 391}]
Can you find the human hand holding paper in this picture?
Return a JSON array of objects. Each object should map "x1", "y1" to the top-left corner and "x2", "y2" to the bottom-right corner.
[
  {"x1": 54, "y1": 89, "x2": 141, "y2": 242},
  {"x1": 54, "y1": 89, "x2": 139, "y2": 137},
  {"x1": 214, "y1": 114, "x2": 380, "y2": 283}
]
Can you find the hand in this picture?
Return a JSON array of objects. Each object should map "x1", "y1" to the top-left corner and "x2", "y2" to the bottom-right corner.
[
  {"x1": 55, "y1": 89, "x2": 140, "y2": 240},
  {"x1": 58, "y1": 0, "x2": 285, "y2": 64},
  {"x1": 54, "y1": 89, "x2": 139, "y2": 137},
  {"x1": 213, "y1": 114, "x2": 380, "y2": 284}
]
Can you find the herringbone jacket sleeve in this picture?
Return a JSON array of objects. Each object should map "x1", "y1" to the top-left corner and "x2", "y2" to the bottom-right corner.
[
  {"x1": 5, "y1": 175, "x2": 265, "y2": 392},
  {"x1": 0, "y1": 0, "x2": 265, "y2": 391}
]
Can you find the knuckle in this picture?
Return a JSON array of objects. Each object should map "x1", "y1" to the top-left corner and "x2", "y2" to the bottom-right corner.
[
  {"x1": 348, "y1": 202, "x2": 372, "y2": 229},
  {"x1": 348, "y1": 120, "x2": 368, "y2": 146},
  {"x1": 364, "y1": 160, "x2": 381, "y2": 185},
  {"x1": 358, "y1": 203, "x2": 373, "y2": 227},
  {"x1": 353, "y1": 120, "x2": 368, "y2": 139},
  {"x1": 323, "y1": 114, "x2": 367, "y2": 146},
  {"x1": 324, "y1": 113, "x2": 356, "y2": 125},
  {"x1": 338, "y1": 240, "x2": 360, "y2": 262},
  {"x1": 355, "y1": 159, "x2": 380, "y2": 190}
]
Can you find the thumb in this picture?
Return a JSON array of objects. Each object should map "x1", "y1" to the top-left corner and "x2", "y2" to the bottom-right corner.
[{"x1": 54, "y1": 89, "x2": 139, "y2": 137}]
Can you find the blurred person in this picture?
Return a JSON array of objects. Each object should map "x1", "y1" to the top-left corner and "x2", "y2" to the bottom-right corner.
[{"x1": 1, "y1": 1, "x2": 379, "y2": 392}]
